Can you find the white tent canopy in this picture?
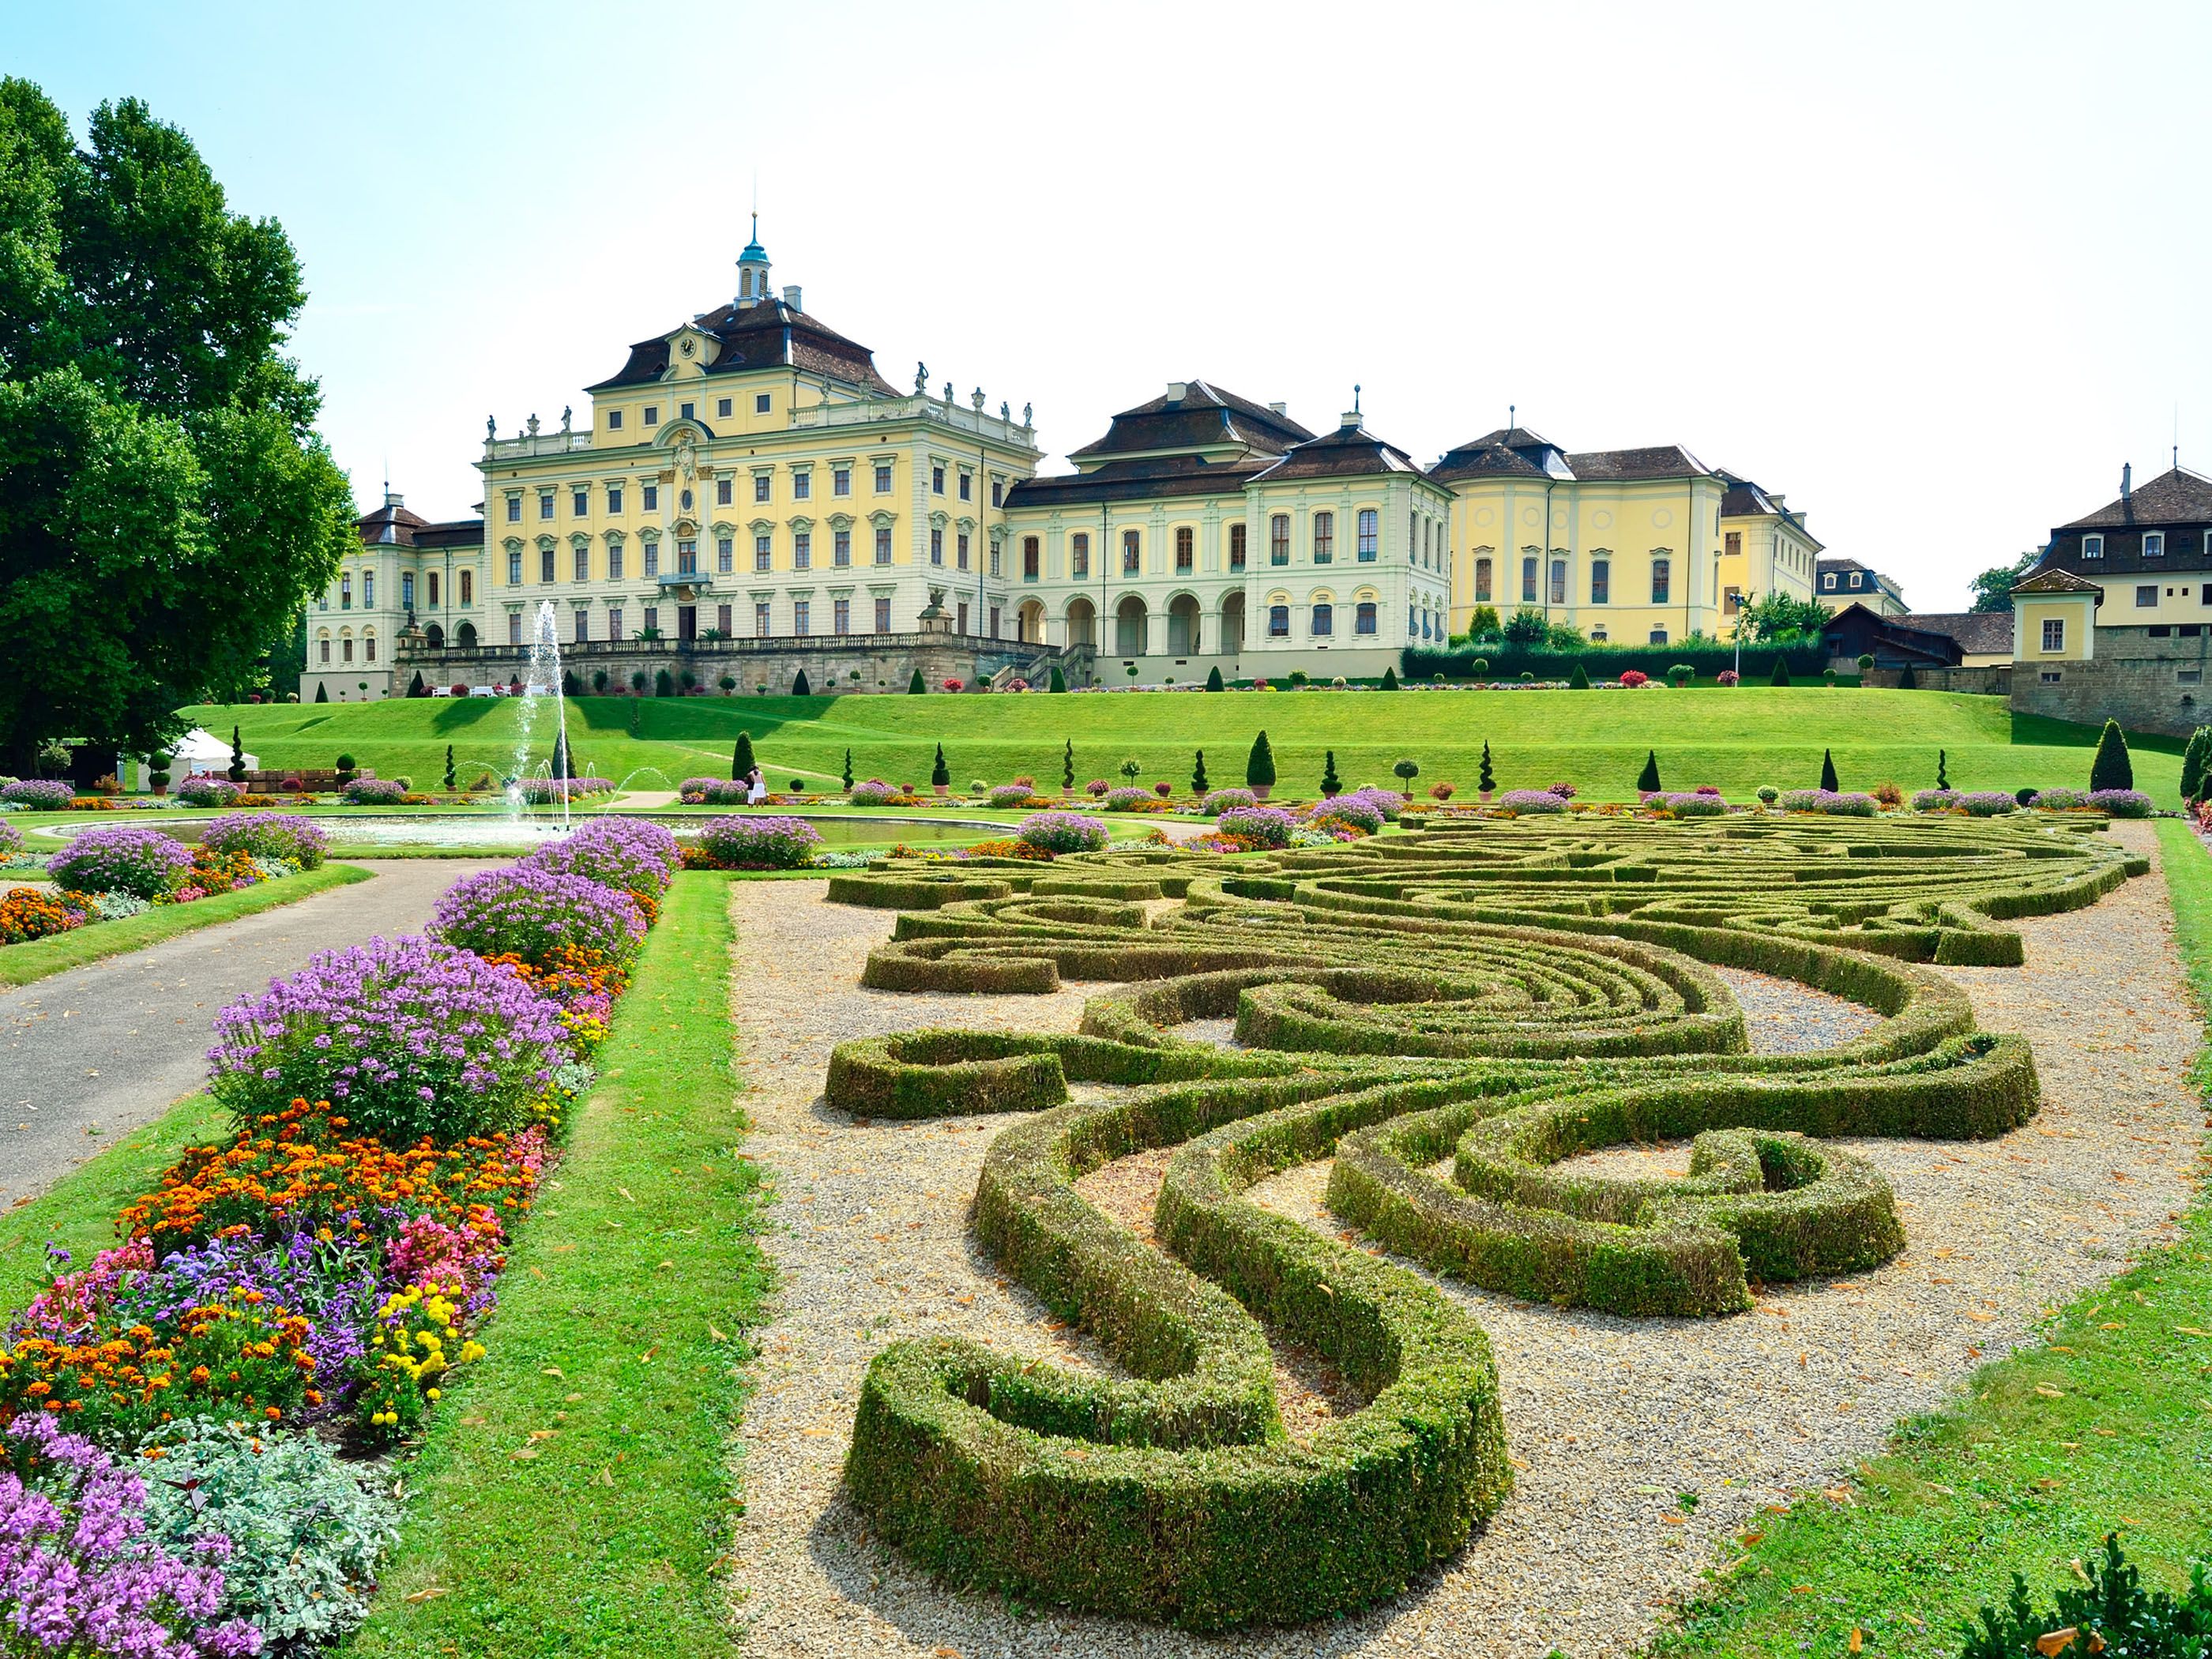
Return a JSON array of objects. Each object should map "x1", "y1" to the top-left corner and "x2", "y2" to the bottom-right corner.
[{"x1": 168, "y1": 728, "x2": 257, "y2": 776}]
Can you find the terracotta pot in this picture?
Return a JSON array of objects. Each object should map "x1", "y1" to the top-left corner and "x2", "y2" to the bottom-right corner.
[
  {"x1": 1479, "y1": 790, "x2": 1493, "y2": 803},
  {"x1": 1252, "y1": 784, "x2": 1272, "y2": 799},
  {"x1": 933, "y1": 784, "x2": 948, "y2": 799}
]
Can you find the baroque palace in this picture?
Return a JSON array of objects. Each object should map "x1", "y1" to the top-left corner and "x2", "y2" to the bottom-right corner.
[{"x1": 303, "y1": 227, "x2": 1824, "y2": 700}]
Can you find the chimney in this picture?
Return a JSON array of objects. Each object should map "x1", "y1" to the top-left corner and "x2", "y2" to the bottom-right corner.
[
  {"x1": 781, "y1": 284, "x2": 803, "y2": 311},
  {"x1": 1166, "y1": 381, "x2": 1187, "y2": 403},
  {"x1": 1267, "y1": 401, "x2": 1287, "y2": 416},
  {"x1": 384, "y1": 489, "x2": 404, "y2": 510},
  {"x1": 2121, "y1": 461, "x2": 2133, "y2": 502},
  {"x1": 1340, "y1": 410, "x2": 1363, "y2": 430}
]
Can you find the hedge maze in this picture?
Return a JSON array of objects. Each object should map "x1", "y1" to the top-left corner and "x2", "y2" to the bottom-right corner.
[{"x1": 820, "y1": 815, "x2": 2140, "y2": 1629}]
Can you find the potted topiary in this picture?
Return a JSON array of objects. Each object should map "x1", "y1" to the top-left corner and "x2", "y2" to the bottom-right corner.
[
  {"x1": 1247, "y1": 730, "x2": 1276, "y2": 799},
  {"x1": 146, "y1": 752, "x2": 171, "y2": 796},
  {"x1": 334, "y1": 752, "x2": 358, "y2": 788},
  {"x1": 1478, "y1": 739, "x2": 1495, "y2": 801},
  {"x1": 931, "y1": 742, "x2": 950, "y2": 799}
]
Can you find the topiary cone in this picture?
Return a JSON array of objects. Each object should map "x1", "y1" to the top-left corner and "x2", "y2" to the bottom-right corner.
[
  {"x1": 1246, "y1": 731, "x2": 1276, "y2": 797},
  {"x1": 1636, "y1": 749, "x2": 1661, "y2": 794},
  {"x1": 2089, "y1": 718, "x2": 2133, "y2": 793},
  {"x1": 1820, "y1": 749, "x2": 1840, "y2": 792}
]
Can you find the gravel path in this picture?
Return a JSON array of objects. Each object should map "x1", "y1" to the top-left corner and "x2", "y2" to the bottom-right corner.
[
  {"x1": 0, "y1": 860, "x2": 498, "y2": 1208},
  {"x1": 724, "y1": 818, "x2": 2202, "y2": 1657}
]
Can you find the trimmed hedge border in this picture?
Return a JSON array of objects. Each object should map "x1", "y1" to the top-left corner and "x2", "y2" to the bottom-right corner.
[{"x1": 816, "y1": 813, "x2": 2135, "y2": 1627}]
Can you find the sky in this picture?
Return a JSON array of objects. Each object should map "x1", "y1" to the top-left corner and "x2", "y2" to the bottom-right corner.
[{"x1": 8, "y1": 0, "x2": 2210, "y2": 611}]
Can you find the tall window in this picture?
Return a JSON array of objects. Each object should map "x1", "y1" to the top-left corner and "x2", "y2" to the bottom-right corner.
[
  {"x1": 1590, "y1": 559, "x2": 1610, "y2": 604},
  {"x1": 1358, "y1": 508, "x2": 1379, "y2": 561},
  {"x1": 506, "y1": 496, "x2": 521, "y2": 524},
  {"x1": 1229, "y1": 523, "x2": 1247, "y2": 570},
  {"x1": 930, "y1": 528, "x2": 943, "y2": 566},
  {"x1": 540, "y1": 547, "x2": 555, "y2": 583},
  {"x1": 574, "y1": 545, "x2": 590, "y2": 581},
  {"x1": 989, "y1": 604, "x2": 1002, "y2": 638},
  {"x1": 1176, "y1": 526, "x2": 1193, "y2": 571},
  {"x1": 677, "y1": 538, "x2": 698, "y2": 574},
  {"x1": 991, "y1": 479, "x2": 1003, "y2": 506},
  {"x1": 875, "y1": 596, "x2": 892, "y2": 632},
  {"x1": 2042, "y1": 618, "x2": 2064, "y2": 651},
  {"x1": 608, "y1": 606, "x2": 623, "y2": 640},
  {"x1": 540, "y1": 493, "x2": 555, "y2": 521},
  {"x1": 755, "y1": 602, "x2": 772, "y2": 637},
  {"x1": 363, "y1": 573, "x2": 374, "y2": 608},
  {"x1": 642, "y1": 605, "x2": 658, "y2": 634},
  {"x1": 754, "y1": 474, "x2": 771, "y2": 503},
  {"x1": 318, "y1": 637, "x2": 329, "y2": 664},
  {"x1": 459, "y1": 570, "x2": 473, "y2": 603},
  {"x1": 1311, "y1": 602, "x2": 1334, "y2": 637},
  {"x1": 793, "y1": 471, "x2": 811, "y2": 501},
  {"x1": 1267, "y1": 603, "x2": 1289, "y2": 637},
  {"x1": 833, "y1": 468, "x2": 851, "y2": 497},
  {"x1": 1312, "y1": 512, "x2": 1334, "y2": 563},
  {"x1": 957, "y1": 472, "x2": 972, "y2": 502},
  {"x1": 643, "y1": 541, "x2": 659, "y2": 577},
  {"x1": 755, "y1": 534, "x2": 772, "y2": 572},
  {"x1": 506, "y1": 551, "x2": 522, "y2": 585},
  {"x1": 931, "y1": 465, "x2": 945, "y2": 494},
  {"x1": 1122, "y1": 529, "x2": 1140, "y2": 574},
  {"x1": 641, "y1": 484, "x2": 658, "y2": 512},
  {"x1": 1023, "y1": 536, "x2": 1040, "y2": 580},
  {"x1": 342, "y1": 635, "x2": 355, "y2": 663},
  {"x1": 989, "y1": 540, "x2": 1002, "y2": 577},
  {"x1": 1650, "y1": 559, "x2": 1671, "y2": 604},
  {"x1": 423, "y1": 572, "x2": 436, "y2": 607},
  {"x1": 716, "y1": 603, "x2": 732, "y2": 634},
  {"x1": 1355, "y1": 600, "x2": 1377, "y2": 635},
  {"x1": 833, "y1": 598, "x2": 851, "y2": 635},
  {"x1": 716, "y1": 479, "x2": 733, "y2": 507},
  {"x1": 397, "y1": 573, "x2": 415, "y2": 613},
  {"x1": 957, "y1": 601, "x2": 969, "y2": 634},
  {"x1": 1521, "y1": 556, "x2": 1537, "y2": 603},
  {"x1": 874, "y1": 527, "x2": 892, "y2": 565},
  {"x1": 574, "y1": 489, "x2": 589, "y2": 516},
  {"x1": 363, "y1": 631, "x2": 376, "y2": 662},
  {"x1": 574, "y1": 608, "x2": 589, "y2": 644},
  {"x1": 607, "y1": 485, "x2": 623, "y2": 514},
  {"x1": 794, "y1": 532, "x2": 811, "y2": 570},
  {"x1": 833, "y1": 529, "x2": 851, "y2": 566},
  {"x1": 507, "y1": 614, "x2": 521, "y2": 646},
  {"x1": 1549, "y1": 559, "x2": 1567, "y2": 605},
  {"x1": 1474, "y1": 557, "x2": 1492, "y2": 601},
  {"x1": 609, "y1": 543, "x2": 625, "y2": 580},
  {"x1": 340, "y1": 573, "x2": 352, "y2": 609},
  {"x1": 954, "y1": 532, "x2": 968, "y2": 571},
  {"x1": 1724, "y1": 530, "x2": 1741, "y2": 557},
  {"x1": 874, "y1": 462, "x2": 892, "y2": 492},
  {"x1": 1071, "y1": 532, "x2": 1089, "y2": 578},
  {"x1": 717, "y1": 536, "x2": 734, "y2": 574},
  {"x1": 1270, "y1": 514, "x2": 1289, "y2": 566}
]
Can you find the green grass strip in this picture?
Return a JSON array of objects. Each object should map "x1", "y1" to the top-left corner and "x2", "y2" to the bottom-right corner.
[
  {"x1": 1646, "y1": 817, "x2": 2212, "y2": 1657},
  {"x1": 346, "y1": 871, "x2": 770, "y2": 1658},
  {"x1": 0, "y1": 863, "x2": 373, "y2": 988}
]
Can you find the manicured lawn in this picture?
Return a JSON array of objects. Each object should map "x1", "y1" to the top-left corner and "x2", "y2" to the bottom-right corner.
[
  {"x1": 0, "y1": 863, "x2": 372, "y2": 988},
  {"x1": 190, "y1": 690, "x2": 2188, "y2": 807},
  {"x1": 345, "y1": 871, "x2": 771, "y2": 1658},
  {"x1": 1647, "y1": 817, "x2": 2212, "y2": 1658}
]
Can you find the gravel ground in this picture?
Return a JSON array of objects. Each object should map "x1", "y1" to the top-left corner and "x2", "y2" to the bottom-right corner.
[{"x1": 725, "y1": 818, "x2": 2202, "y2": 1657}]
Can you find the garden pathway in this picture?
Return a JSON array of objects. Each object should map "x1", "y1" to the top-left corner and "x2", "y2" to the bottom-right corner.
[{"x1": 0, "y1": 859, "x2": 499, "y2": 1209}]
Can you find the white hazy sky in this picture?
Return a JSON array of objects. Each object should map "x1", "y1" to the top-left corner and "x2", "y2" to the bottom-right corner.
[{"x1": 10, "y1": 0, "x2": 2210, "y2": 610}]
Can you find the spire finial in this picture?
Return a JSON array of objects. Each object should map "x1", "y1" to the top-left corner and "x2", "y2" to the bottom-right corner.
[{"x1": 1353, "y1": 383, "x2": 1361, "y2": 415}]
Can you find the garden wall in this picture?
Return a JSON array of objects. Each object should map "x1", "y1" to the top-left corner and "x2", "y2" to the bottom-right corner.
[{"x1": 1402, "y1": 642, "x2": 1830, "y2": 682}]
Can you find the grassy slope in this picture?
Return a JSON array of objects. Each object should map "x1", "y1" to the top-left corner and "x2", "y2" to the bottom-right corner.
[
  {"x1": 190, "y1": 691, "x2": 2187, "y2": 807},
  {"x1": 0, "y1": 864, "x2": 371, "y2": 989},
  {"x1": 346, "y1": 872, "x2": 771, "y2": 1658},
  {"x1": 1647, "y1": 817, "x2": 2212, "y2": 1658}
]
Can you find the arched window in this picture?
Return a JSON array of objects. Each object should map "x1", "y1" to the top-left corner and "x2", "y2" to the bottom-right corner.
[
  {"x1": 1311, "y1": 602, "x2": 1334, "y2": 637},
  {"x1": 1650, "y1": 559, "x2": 1672, "y2": 604},
  {"x1": 1474, "y1": 557, "x2": 1492, "y2": 602},
  {"x1": 1355, "y1": 601, "x2": 1377, "y2": 635},
  {"x1": 317, "y1": 633, "x2": 330, "y2": 664},
  {"x1": 1590, "y1": 559, "x2": 1610, "y2": 604},
  {"x1": 1268, "y1": 604, "x2": 1290, "y2": 637}
]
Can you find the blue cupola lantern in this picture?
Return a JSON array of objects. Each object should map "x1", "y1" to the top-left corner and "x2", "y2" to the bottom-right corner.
[{"x1": 735, "y1": 213, "x2": 771, "y2": 307}]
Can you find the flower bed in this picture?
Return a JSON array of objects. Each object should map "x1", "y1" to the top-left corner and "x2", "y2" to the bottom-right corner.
[
  {"x1": 1652, "y1": 792, "x2": 1729, "y2": 818},
  {"x1": 431, "y1": 866, "x2": 645, "y2": 973},
  {"x1": 0, "y1": 886, "x2": 86, "y2": 943},
  {"x1": 1215, "y1": 805, "x2": 1296, "y2": 848},
  {"x1": 1777, "y1": 788, "x2": 1879, "y2": 816},
  {"x1": 2, "y1": 778, "x2": 76, "y2": 809},
  {"x1": 340, "y1": 778, "x2": 405, "y2": 805},
  {"x1": 0, "y1": 822, "x2": 667, "y2": 1650},
  {"x1": 690, "y1": 814, "x2": 824, "y2": 870},
  {"x1": 1495, "y1": 789, "x2": 1570, "y2": 814},
  {"x1": 2086, "y1": 788, "x2": 2154, "y2": 818},
  {"x1": 514, "y1": 777, "x2": 615, "y2": 803},
  {"x1": 1015, "y1": 811, "x2": 1110, "y2": 856},
  {"x1": 1199, "y1": 788, "x2": 1256, "y2": 814},
  {"x1": 46, "y1": 826, "x2": 194, "y2": 900},
  {"x1": 679, "y1": 777, "x2": 751, "y2": 805},
  {"x1": 198, "y1": 812, "x2": 329, "y2": 869},
  {"x1": 174, "y1": 778, "x2": 244, "y2": 807}
]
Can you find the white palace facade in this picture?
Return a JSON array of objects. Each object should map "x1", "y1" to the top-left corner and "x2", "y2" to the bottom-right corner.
[{"x1": 303, "y1": 228, "x2": 1816, "y2": 700}]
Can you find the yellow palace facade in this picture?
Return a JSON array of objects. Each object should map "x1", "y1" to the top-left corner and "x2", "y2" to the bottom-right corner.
[{"x1": 304, "y1": 228, "x2": 1823, "y2": 699}]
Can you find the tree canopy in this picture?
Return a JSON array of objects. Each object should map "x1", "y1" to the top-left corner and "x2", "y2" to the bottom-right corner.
[
  {"x1": 1732, "y1": 592, "x2": 1832, "y2": 644},
  {"x1": 0, "y1": 80, "x2": 354, "y2": 769},
  {"x1": 1969, "y1": 550, "x2": 2041, "y2": 614}
]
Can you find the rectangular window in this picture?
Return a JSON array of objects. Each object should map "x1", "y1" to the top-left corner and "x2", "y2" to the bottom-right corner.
[
  {"x1": 1071, "y1": 532, "x2": 1089, "y2": 578},
  {"x1": 874, "y1": 527, "x2": 891, "y2": 564},
  {"x1": 1023, "y1": 536, "x2": 1040, "y2": 580},
  {"x1": 755, "y1": 602, "x2": 771, "y2": 637},
  {"x1": 507, "y1": 613, "x2": 522, "y2": 646},
  {"x1": 362, "y1": 572, "x2": 374, "y2": 608},
  {"x1": 609, "y1": 544, "x2": 625, "y2": 580},
  {"x1": 1521, "y1": 556, "x2": 1537, "y2": 603},
  {"x1": 1122, "y1": 530, "x2": 1140, "y2": 574},
  {"x1": 641, "y1": 542, "x2": 661, "y2": 579},
  {"x1": 506, "y1": 497, "x2": 521, "y2": 523},
  {"x1": 1474, "y1": 557, "x2": 1492, "y2": 601},
  {"x1": 833, "y1": 467, "x2": 851, "y2": 497},
  {"x1": 401, "y1": 572, "x2": 415, "y2": 610},
  {"x1": 540, "y1": 547, "x2": 555, "y2": 582},
  {"x1": 572, "y1": 489, "x2": 589, "y2": 517},
  {"x1": 931, "y1": 465, "x2": 945, "y2": 494},
  {"x1": 753, "y1": 474, "x2": 771, "y2": 503},
  {"x1": 318, "y1": 638, "x2": 329, "y2": 663},
  {"x1": 1358, "y1": 508, "x2": 1378, "y2": 560},
  {"x1": 833, "y1": 529, "x2": 851, "y2": 566},
  {"x1": 1651, "y1": 559, "x2": 1672, "y2": 604},
  {"x1": 794, "y1": 532, "x2": 811, "y2": 570},
  {"x1": 717, "y1": 603, "x2": 732, "y2": 634},
  {"x1": 1268, "y1": 604, "x2": 1289, "y2": 638},
  {"x1": 676, "y1": 537, "x2": 697, "y2": 574},
  {"x1": 1724, "y1": 585, "x2": 1742, "y2": 615},
  {"x1": 955, "y1": 532, "x2": 969, "y2": 570},
  {"x1": 1176, "y1": 526, "x2": 1194, "y2": 571},
  {"x1": 2149, "y1": 624, "x2": 2172, "y2": 638},
  {"x1": 833, "y1": 598, "x2": 851, "y2": 635},
  {"x1": 875, "y1": 596, "x2": 891, "y2": 632},
  {"x1": 2082, "y1": 534, "x2": 2104, "y2": 559},
  {"x1": 2042, "y1": 618, "x2": 2065, "y2": 650},
  {"x1": 1312, "y1": 603, "x2": 1333, "y2": 637},
  {"x1": 2138, "y1": 584, "x2": 2159, "y2": 607},
  {"x1": 717, "y1": 536, "x2": 734, "y2": 574},
  {"x1": 957, "y1": 472, "x2": 972, "y2": 502},
  {"x1": 875, "y1": 463, "x2": 893, "y2": 492},
  {"x1": 1312, "y1": 512, "x2": 1333, "y2": 563},
  {"x1": 679, "y1": 403, "x2": 694, "y2": 423},
  {"x1": 1724, "y1": 530, "x2": 1741, "y2": 557},
  {"x1": 363, "y1": 634, "x2": 376, "y2": 662},
  {"x1": 930, "y1": 528, "x2": 943, "y2": 566},
  {"x1": 506, "y1": 551, "x2": 521, "y2": 585},
  {"x1": 989, "y1": 540, "x2": 1001, "y2": 577},
  {"x1": 1591, "y1": 560, "x2": 1610, "y2": 604},
  {"x1": 574, "y1": 608, "x2": 589, "y2": 644},
  {"x1": 792, "y1": 600, "x2": 810, "y2": 637},
  {"x1": 539, "y1": 495, "x2": 554, "y2": 520},
  {"x1": 642, "y1": 484, "x2": 658, "y2": 512},
  {"x1": 2183, "y1": 668, "x2": 2204, "y2": 684},
  {"x1": 991, "y1": 479, "x2": 1003, "y2": 507},
  {"x1": 717, "y1": 478, "x2": 733, "y2": 506},
  {"x1": 642, "y1": 605, "x2": 657, "y2": 634},
  {"x1": 755, "y1": 393, "x2": 770, "y2": 414},
  {"x1": 608, "y1": 606, "x2": 623, "y2": 640},
  {"x1": 643, "y1": 404, "x2": 659, "y2": 427},
  {"x1": 2145, "y1": 532, "x2": 2165, "y2": 557},
  {"x1": 717, "y1": 397, "x2": 732, "y2": 419},
  {"x1": 1229, "y1": 523, "x2": 1246, "y2": 570},
  {"x1": 459, "y1": 570, "x2": 473, "y2": 604},
  {"x1": 1270, "y1": 514, "x2": 1289, "y2": 566},
  {"x1": 573, "y1": 545, "x2": 589, "y2": 581},
  {"x1": 1356, "y1": 600, "x2": 1377, "y2": 635},
  {"x1": 989, "y1": 604, "x2": 1001, "y2": 638},
  {"x1": 957, "y1": 601, "x2": 969, "y2": 634},
  {"x1": 755, "y1": 534, "x2": 772, "y2": 572},
  {"x1": 794, "y1": 471, "x2": 811, "y2": 501},
  {"x1": 1549, "y1": 559, "x2": 1567, "y2": 605},
  {"x1": 608, "y1": 409, "x2": 623, "y2": 431},
  {"x1": 607, "y1": 485, "x2": 623, "y2": 514}
]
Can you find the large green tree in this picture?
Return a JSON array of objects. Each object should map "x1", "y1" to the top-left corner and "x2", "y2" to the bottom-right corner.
[
  {"x1": 0, "y1": 81, "x2": 353, "y2": 769},
  {"x1": 1732, "y1": 592, "x2": 1831, "y2": 644},
  {"x1": 1969, "y1": 549, "x2": 2041, "y2": 614}
]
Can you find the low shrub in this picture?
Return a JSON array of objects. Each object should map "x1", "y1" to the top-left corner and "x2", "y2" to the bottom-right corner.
[
  {"x1": 1913, "y1": 788, "x2": 1962, "y2": 811},
  {"x1": 2, "y1": 777, "x2": 76, "y2": 809},
  {"x1": 989, "y1": 784, "x2": 1038, "y2": 808},
  {"x1": 1085, "y1": 779, "x2": 1110, "y2": 797},
  {"x1": 1960, "y1": 1533, "x2": 2212, "y2": 1659},
  {"x1": 695, "y1": 814, "x2": 824, "y2": 869},
  {"x1": 1016, "y1": 812, "x2": 1111, "y2": 856},
  {"x1": 209, "y1": 935, "x2": 571, "y2": 1143},
  {"x1": 1215, "y1": 806, "x2": 1296, "y2": 848},
  {"x1": 175, "y1": 777, "x2": 245, "y2": 807},
  {"x1": 1495, "y1": 789, "x2": 1569, "y2": 814},
  {"x1": 1201, "y1": 788, "x2": 1257, "y2": 814},
  {"x1": 1954, "y1": 791, "x2": 2019, "y2": 817},
  {"x1": 1872, "y1": 780, "x2": 1904, "y2": 809},
  {"x1": 1103, "y1": 787, "x2": 1153, "y2": 811},
  {"x1": 431, "y1": 865, "x2": 646, "y2": 969},
  {"x1": 1777, "y1": 789, "x2": 1878, "y2": 816},
  {"x1": 848, "y1": 780, "x2": 897, "y2": 805},
  {"x1": 1618, "y1": 669, "x2": 1649, "y2": 688},
  {"x1": 2087, "y1": 788, "x2": 2154, "y2": 818},
  {"x1": 341, "y1": 778, "x2": 405, "y2": 805},
  {"x1": 1654, "y1": 792, "x2": 1728, "y2": 818},
  {"x1": 198, "y1": 811, "x2": 329, "y2": 869},
  {"x1": 2030, "y1": 787, "x2": 2087, "y2": 810},
  {"x1": 46, "y1": 826, "x2": 194, "y2": 899},
  {"x1": 1309, "y1": 795, "x2": 1384, "y2": 834}
]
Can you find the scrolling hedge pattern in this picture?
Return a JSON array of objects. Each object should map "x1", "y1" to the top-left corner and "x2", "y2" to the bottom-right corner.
[{"x1": 818, "y1": 816, "x2": 2142, "y2": 1630}]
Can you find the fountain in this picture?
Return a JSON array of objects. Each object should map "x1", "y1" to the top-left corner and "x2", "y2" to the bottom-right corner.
[{"x1": 504, "y1": 600, "x2": 574, "y2": 833}]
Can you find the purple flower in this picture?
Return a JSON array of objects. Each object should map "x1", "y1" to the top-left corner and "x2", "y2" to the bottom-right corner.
[
  {"x1": 694, "y1": 815, "x2": 822, "y2": 870},
  {"x1": 0, "y1": 778, "x2": 74, "y2": 809},
  {"x1": 1014, "y1": 812, "x2": 1109, "y2": 855},
  {"x1": 45, "y1": 827, "x2": 194, "y2": 899},
  {"x1": 1495, "y1": 789, "x2": 1571, "y2": 814},
  {"x1": 1216, "y1": 806, "x2": 1297, "y2": 848},
  {"x1": 431, "y1": 865, "x2": 645, "y2": 968},
  {"x1": 2085, "y1": 788, "x2": 2154, "y2": 818},
  {"x1": 521, "y1": 818, "x2": 679, "y2": 898},
  {"x1": 196, "y1": 814, "x2": 327, "y2": 870}
]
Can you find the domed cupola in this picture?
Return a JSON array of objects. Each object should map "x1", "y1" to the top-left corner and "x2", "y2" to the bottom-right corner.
[{"x1": 735, "y1": 213, "x2": 771, "y2": 308}]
